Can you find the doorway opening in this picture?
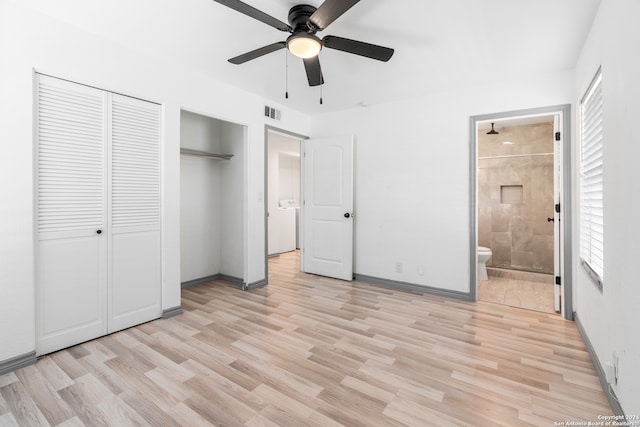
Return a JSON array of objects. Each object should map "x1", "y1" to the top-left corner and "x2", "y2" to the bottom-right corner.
[
  {"x1": 264, "y1": 126, "x2": 307, "y2": 284},
  {"x1": 264, "y1": 129, "x2": 355, "y2": 284},
  {"x1": 267, "y1": 130, "x2": 303, "y2": 257},
  {"x1": 470, "y1": 105, "x2": 572, "y2": 319},
  {"x1": 179, "y1": 110, "x2": 247, "y2": 289}
]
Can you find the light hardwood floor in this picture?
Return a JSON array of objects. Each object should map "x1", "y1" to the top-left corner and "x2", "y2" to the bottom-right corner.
[{"x1": 0, "y1": 251, "x2": 611, "y2": 426}]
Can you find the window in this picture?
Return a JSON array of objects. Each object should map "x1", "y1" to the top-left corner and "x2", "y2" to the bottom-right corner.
[{"x1": 579, "y1": 68, "x2": 604, "y2": 289}]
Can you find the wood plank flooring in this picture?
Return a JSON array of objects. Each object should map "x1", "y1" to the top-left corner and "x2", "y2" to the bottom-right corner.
[{"x1": 0, "y1": 251, "x2": 611, "y2": 426}]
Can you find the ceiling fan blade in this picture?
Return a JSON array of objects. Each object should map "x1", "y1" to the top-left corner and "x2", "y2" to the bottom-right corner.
[
  {"x1": 303, "y1": 56, "x2": 324, "y2": 86},
  {"x1": 323, "y1": 35, "x2": 394, "y2": 62},
  {"x1": 309, "y1": 0, "x2": 360, "y2": 31},
  {"x1": 212, "y1": 0, "x2": 291, "y2": 32},
  {"x1": 228, "y1": 42, "x2": 286, "y2": 64}
]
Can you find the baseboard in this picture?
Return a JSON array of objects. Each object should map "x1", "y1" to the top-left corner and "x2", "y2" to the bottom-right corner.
[
  {"x1": 244, "y1": 278, "x2": 267, "y2": 291},
  {"x1": 182, "y1": 273, "x2": 244, "y2": 288},
  {"x1": 0, "y1": 351, "x2": 37, "y2": 376},
  {"x1": 161, "y1": 306, "x2": 183, "y2": 319},
  {"x1": 354, "y1": 274, "x2": 474, "y2": 301},
  {"x1": 574, "y1": 312, "x2": 625, "y2": 416},
  {"x1": 219, "y1": 274, "x2": 243, "y2": 285},
  {"x1": 181, "y1": 274, "x2": 219, "y2": 289}
]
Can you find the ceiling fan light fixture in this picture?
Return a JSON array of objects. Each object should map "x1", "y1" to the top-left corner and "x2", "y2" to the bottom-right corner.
[{"x1": 287, "y1": 33, "x2": 322, "y2": 59}]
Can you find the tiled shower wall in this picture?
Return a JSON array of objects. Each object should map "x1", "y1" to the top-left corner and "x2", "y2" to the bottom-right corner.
[{"x1": 478, "y1": 122, "x2": 555, "y2": 274}]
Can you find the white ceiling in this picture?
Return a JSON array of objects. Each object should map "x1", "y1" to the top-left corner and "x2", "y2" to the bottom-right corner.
[{"x1": 23, "y1": 0, "x2": 602, "y2": 115}]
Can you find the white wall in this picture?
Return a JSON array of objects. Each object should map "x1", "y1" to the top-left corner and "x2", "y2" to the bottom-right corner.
[
  {"x1": 0, "y1": 1, "x2": 310, "y2": 363},
  {"x1": 310, "y1": 71, "x2": 576, "y2": 292},
  {"x1": 574, "y1": 0, "x2": 640, "y2": 415},
  {"x1": 220, "y1": 122, "x2": 246, "y2": 279},
  {"x1": 180, "y1": 111, "x2": 223, "y2": 282},
  {"x1": 0, "y1": 0, "x2": 36, "y2": 362}
]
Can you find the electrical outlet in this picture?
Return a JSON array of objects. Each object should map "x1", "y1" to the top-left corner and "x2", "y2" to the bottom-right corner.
[
  {"x1": 605, "y1": 361, "x2": 616, "y2": 384},
  {"x1": 417, "y1": 265, "x2": 424, "y2": 276},
  {"x1": 395, "y1": 262, "x2": 403, "y2": 273}
]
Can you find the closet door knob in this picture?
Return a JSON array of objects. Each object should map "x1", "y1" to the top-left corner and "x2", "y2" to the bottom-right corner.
[
  {"x1": 96, "y1": 229, "x2": 103, "y2": 234},
  {"x1": 344, "y1": 213, "x2": 351, "y2": 218}
]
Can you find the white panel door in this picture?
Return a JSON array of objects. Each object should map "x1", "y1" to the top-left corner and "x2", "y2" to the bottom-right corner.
[
  {"x1": 109, "y1": 94, "x2": 162, "y2": 332},
  {"x1": 36, "y1": 75, "x2": 108, "y2": 354},
  {"x1": 302, "y1": 136, "x2": 354, "y2": 281}
]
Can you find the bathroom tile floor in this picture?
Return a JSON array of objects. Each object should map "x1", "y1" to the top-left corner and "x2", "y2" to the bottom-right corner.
[{"x1": 478, "y1": 269, "x2": 557, "y2": 314}]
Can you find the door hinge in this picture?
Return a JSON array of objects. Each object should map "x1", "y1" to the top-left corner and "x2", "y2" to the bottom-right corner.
[
  {"x1": 555, "y1": 203, "x2": 560, "y2": 213},
  {"x1": 555, "y1": 131, "x2": 561, "y2": 141},
  {"x1": 555, "y1": 276, "x2": 561, "y2": 285}
]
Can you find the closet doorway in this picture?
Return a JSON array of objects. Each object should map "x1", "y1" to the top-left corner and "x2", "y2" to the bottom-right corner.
[
  {"x1": 265, "y1": 127, "x2": 306, "y2": 278},
  {"x1": 179, "y1": 110, "x2": 246, "y2": 289}
]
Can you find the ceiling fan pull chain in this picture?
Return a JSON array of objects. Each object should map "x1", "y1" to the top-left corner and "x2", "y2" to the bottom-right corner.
[
  {"x1": 319, "y1": 53, "x2": 323, "y2": 105},
  {"x1": 285, "y1": 50, "x2": 289, "y2": 99}
]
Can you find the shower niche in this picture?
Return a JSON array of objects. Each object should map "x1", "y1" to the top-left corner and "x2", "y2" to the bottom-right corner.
[{"x1": 500, "y1": 185, "x2": 523, "y2": 204}]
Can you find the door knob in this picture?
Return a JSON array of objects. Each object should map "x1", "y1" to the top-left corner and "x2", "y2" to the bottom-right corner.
[
  {"x1": 547, "y1": 217, "x2": 554, "y2": 223},
  {"x1": 344, "y1": 213, "x2": 351, "y2": 218},
  {"x1": 96, "y1": 229, "x2": 102, "y2": 234}
]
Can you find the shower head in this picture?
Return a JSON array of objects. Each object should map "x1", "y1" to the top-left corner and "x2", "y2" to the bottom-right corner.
[{"x1": 487, "y1": 123, "x2": 499, "y2": 135}]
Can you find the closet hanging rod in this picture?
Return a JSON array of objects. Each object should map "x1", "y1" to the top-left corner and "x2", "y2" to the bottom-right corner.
[{"x1": 180, "y1": 148, "x2": 233, "y2": 160}]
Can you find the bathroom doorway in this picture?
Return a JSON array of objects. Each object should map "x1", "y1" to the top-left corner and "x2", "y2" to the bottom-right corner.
[{"x1": 470, "y1": 106, "x2": 572, "y2": 319}]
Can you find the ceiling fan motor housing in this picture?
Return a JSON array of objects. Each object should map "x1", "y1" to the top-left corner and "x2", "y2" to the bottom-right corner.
[
  {"x1": 214, "y1": 0, "x2": 394, "y2": 87},
  {"x1": 288, "y1": 4, "x2": 318, "y2": 32}
]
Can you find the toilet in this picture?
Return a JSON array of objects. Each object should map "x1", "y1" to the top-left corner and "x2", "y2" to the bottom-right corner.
[{"x1": 477, "y1": 246, "x2": 492, "y2": 280}]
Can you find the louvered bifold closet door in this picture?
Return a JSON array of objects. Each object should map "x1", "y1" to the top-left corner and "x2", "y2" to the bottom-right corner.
[
  {"x1": 109, "y1": 94, "x2": 162, "y2": 332},
  {"x1": 36, "y1": 75, "x2": 108, "y2": 355}
]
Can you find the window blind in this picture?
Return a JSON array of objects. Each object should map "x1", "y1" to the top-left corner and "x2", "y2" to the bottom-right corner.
[{"x1": 579, "y1": 70, "x2": 604, "y2": 287}]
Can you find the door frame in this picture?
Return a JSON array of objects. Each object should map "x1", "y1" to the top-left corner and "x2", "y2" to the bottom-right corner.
[
  {"x1": 469, "y1": 104, "x2": 573, "y2": 320},
  {"x1": 263, "y1": 125, "x2": 308, "y2": 286}
]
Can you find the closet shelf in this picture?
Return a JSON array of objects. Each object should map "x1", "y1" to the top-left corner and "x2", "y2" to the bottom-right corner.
[{"x1": 180, "y1": 148, "x2": 233, "y2": 160}]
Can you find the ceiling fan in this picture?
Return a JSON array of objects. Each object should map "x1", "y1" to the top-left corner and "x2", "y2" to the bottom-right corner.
[{"x1": 212, "y1": 0, "x2": 395, "y2": 87}]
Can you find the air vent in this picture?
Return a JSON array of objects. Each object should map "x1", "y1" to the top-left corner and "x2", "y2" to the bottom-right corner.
[{"x1": 264, "y1": 105, "x2": 281, "y2": 121}]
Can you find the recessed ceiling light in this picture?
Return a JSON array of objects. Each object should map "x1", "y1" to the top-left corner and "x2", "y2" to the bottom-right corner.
[{"x1": 503, "y1": 141, "x2": 515, "y2": 145}]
